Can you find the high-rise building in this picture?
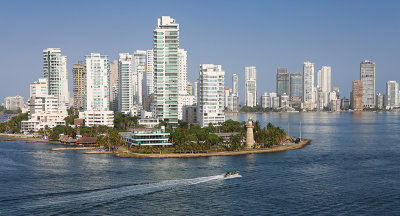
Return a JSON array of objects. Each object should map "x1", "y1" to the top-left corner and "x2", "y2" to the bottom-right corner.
[
  {"x1": 133, "y1": 50, "x2": 146, "y2": 105},
  {"x1": 376, "y1": 93, "x2": 384, "y2": 109},
  {"x1": 386, "y1": 80, "x2": 399, "y2": 108},
  {"x1": 85, "y1": 53, "x2": 110, "y2": 111},
  {"x1": 144, "y1": 49, "x2": 154, "y2": 97},
  {"x1": 232, "y1": 74, "x2": 238, "y2": 96},
  {"x1": 43, "y1": 48, "x2": 69, "y2": 107},
  {"x1": 360, "y1": 60, "x2": 375, "y2": 108},
  {"x1": 276, "y1": 68, "x2": 289, "y2": 96},
  {"x1": 290, "y1": 72, "x2": 302, "y2": 98},
  {"x1": 245, "y1": 66, "x2": 257, "y2": 107},
  {"x1": 30, "y1": 78, "x2": 48, "y2": 98},
  {"x1": 153, "y1": 16, "x2": 180, "y2": 125},
  {"x1": 72, "y1": 61, "x2": 86, "y2": 110},
  {"x1": 350, "y1": 80, "x2": 363, "y2": 111},
  {"x1": 303, "y1": 61, "x2": 315, "y2": 104},
  {"x1": 316, "y1": 66, "x2": 331, "y2": 109},
  {"x1": 318, "y1": 66, "x2": 331, "y2": 92},
  {"x1": 178, "y1": 49, "x2": 187, "y2": 95},
  {"x1": 109, "y1": 60, "x2": 119, "y2": 111},
  {"x1": 176, "y1": 48, "x2": 194, "y2": 120},
  {"x1": 194, "y1": 80, "x2": 199, "y2": 105},
  {"x1": 118, "y1": 53, "x2": 134, "y2": 114},
  {"x1": 197, "y1": 64, "x2": 225, "y2": 127}
]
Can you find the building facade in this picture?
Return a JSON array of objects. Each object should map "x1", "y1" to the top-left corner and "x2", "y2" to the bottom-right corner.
[
  {"x1": 144, "y1": 49, "x2": 154, "y2": 97},
  {"x1": 360, "y1": 60, "x2": 375, "y2": 108},
  {"x1": 376, "y1": 93, "x2": 384, "y2": 109},
  {"x1": 4, "y1": 96, "x2": 24, "y2": 111},
  {"x1": 118, "y1": 53, "x2": 134, "y2": 114},
  {"x1": 72, "y1": 61, "x2": 86, "y2": 110},
  {"x1": 30, "y1": 78, "x2": 48, "y2": 98},
  {"x1": 276, "y1": 68, "x2": 289, "y2": 96},
  {"x1": 303, "y1": 61, "x2": 315, "y2": 105},
  {"x1": 290, "y1": 72, "x2": 302, "y2": 98},
  {"x1": 386, "y1": 80, "x2": 399, "y2": 108},
  {"x1": 43, "y1": 48, "x2": 69, "y2": 107},
  {"x1": 245, "y1": 66, "x2": 257, "y2": 107},
  {"x1": 197, "y1": 64, "x2": 225, "y2": 127},
  {"x1": 133, "y1": 50, "x2": 146, "y2": 105},
  {"x1": 232, "y1": 74, "x2": 238, "y2": 96},
  {"x1": 85, "y1": 53, "x2": 109, "y2": 111},
  {"x1": 109, "y1": 60, "x2": 119, "y2": 111},
  {"x1": 153, "y1": 16, "x2": 180, "y2": 125},
  {"x1": 351, "y1": 80, "x2": 363, "y2": 111}
]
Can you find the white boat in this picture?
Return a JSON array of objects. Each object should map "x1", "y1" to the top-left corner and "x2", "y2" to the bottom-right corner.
[{"x1": 224, "y1": 171, "x2": 239, "y2": 177}]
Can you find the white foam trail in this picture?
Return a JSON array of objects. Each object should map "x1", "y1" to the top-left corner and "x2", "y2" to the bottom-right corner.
[{"x1": 18, "y1": 173, "x2": 241, "y2": 209}]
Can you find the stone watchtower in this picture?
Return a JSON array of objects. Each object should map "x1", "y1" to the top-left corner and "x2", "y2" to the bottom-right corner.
[{"x1": 246, "y1": 120, "x2": 255, "y2": 148}]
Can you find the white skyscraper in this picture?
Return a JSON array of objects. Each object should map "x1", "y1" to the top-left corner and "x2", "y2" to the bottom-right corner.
[
  {"x1": 144, "y1": 49, "x2": 154, "y2": 96},
  {"x1": 245, "y1": 66, "x2": 257, "y2": 107},
  {"x1": 303, "y1": 61, "x2": 315, "y2": 105},
  {"x1": 316, "y1": 66, "x2": 331, "y2": 109},
  {"x1": 43, "y1": 48, "x2": 69, "y2": 107},
  {"x1": 386, "y1": 80, "x2": 399, "y2": 108},
  {"x1": 133, "y1": 50, "x2": 146, "y2": 105},
  {"x1": 176, "y1": 48, "x2": 194, "y2": 120},
  {"x1": 232, "y1": 74, "x2": 238, "y2": 96},
  {"x1": 197, "y1": 64, "x2": 225, "y2": 127},
  {"x1": 178, "y1": 49, "x2": 187, "y2": 94},
  {"x1": 118, "y1": 53, "x2": 134, "y2": 114},
  {"x1": 360, "y1": 60, "x2": 376, "y2": 108},
  {"x1": 85, "y1": 53, "x2": 110, "y2": 111},
  {"x1": 153, "y1": 16, "x2": 180, "y2": 125}
]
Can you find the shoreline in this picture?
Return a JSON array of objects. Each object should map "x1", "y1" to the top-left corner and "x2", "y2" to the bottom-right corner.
[
  {"x1": 115, "y1": 139, "x2": 311, "y2": 159},
  {"x1": 0, "y1": 133, "x2": 59, "y2": 144}
]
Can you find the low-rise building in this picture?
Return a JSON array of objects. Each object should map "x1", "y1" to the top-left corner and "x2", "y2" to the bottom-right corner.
[
  {"x1": 121, "y1": 127, "x2": 171, "y2": 147},
  {"x1": 79, "y1": 110, "x2": 114, "y2": 128}
]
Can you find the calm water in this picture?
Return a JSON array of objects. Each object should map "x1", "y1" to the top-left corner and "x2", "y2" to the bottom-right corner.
[{"x1": 1, "y1": 112, "x2": 400, "y2": 215}]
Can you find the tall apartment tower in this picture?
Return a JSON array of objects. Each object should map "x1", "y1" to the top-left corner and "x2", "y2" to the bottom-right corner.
[
  {"x1": 276, "y1": 68, "x2": 289, "y2": 96},
  {"x1": 386, "y1": 80, "x2": 399, "y2": 108},
  {"x1": 290, "y1": 72, "x2": 303, "y2": 98},
  {"x1": 72, "y1": 61, "x2": 86, "y2": 110},
  {"x1": 178, "y1": 49, "x2": 188, "y2": 95},
  {"x1": 153, "y1": 16, "x2": 180, "y2": 125},
  {"x1": 118, "y1": 53, "x2": 134, "y2": 114},
  {"x1": 133, "y1": 50, "x2": 146, "y2": 105},
  {"x1": 360, "y1": 60, "x2": 375, "y2": 108},
  {"x1": 232, "y1": 74, "x2": 239, "y2": 96},
  {"x1": 109, "y1": 60, "x2": 119, "y2": 111},
  {"x1": 85, "y1": 53, "x2": 109, "y2": 111},
  {"x1": 245, "y1": 66, "x2": 257, "y2": 107},
  {"x1": 197, "y1": 64, "x2": 225, "y2": 127},
  {"x1": 43, "y1": 48, "x2": 69, "y2": 107},
  {"x1": 144, "y1": 49, "x2": 154, "y2": 97},
  {"x1": 351, "y1": 80, "x2": 363, "y2": 111},
  {"x1": 303, "y1": 61, "x2": 315, "y2": 104},
  {"x1": 318, "y1": 66, "x2": 331, "y2": 92},
  {"x1": 376, "y1": 93, "x2": 384, "y2": 109}
]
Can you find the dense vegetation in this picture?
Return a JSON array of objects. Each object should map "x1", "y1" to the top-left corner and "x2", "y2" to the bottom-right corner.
[
  {"x1": 0, "y1": 113, "x2": 28, "y2": 133},
  {"x1": 1, "y1": 110, "x2": 287, "y2": 153},
  {"x1": 240, "y1": 106, "x2": 279, "y2": 113}
]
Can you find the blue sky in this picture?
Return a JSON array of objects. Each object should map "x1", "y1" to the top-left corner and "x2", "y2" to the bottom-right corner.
[{"x1": 1, "y1": 0, "x2": 399, "y2": 102}]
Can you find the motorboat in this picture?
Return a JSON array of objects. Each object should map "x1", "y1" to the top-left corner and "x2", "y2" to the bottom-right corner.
[{"x1": 224, "y1": 171, "x2": 239, "y2": 177}]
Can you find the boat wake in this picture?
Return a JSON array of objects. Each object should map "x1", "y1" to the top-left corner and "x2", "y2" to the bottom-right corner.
[{"x1": 11, "y1": 173, "x2": 241, "y2": 210}]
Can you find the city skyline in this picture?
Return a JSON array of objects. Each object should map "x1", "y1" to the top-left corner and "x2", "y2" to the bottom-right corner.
[{"x1": 1, "y1": 1, "x2": 400, "y2": 102}]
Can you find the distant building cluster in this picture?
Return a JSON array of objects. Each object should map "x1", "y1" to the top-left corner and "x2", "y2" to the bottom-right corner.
[{"x1": 3, "y1": 16, "x2": 400, "y2": 134}]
